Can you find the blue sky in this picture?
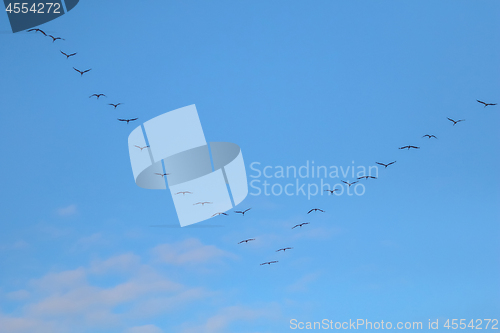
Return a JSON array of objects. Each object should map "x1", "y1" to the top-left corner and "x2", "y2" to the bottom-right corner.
[{"x1": 0, "y1": 1, "x2": 499, "y2": 332}]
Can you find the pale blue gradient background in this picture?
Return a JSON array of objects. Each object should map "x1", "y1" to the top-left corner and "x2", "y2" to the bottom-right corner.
[{"x1": 0, "y1": 1, "x2": 499, "y2": 332}]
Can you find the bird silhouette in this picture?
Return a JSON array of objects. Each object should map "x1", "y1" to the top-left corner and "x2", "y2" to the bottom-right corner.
[
  {"x1": 238, "y1": 238, "x2": 255, "y2": 244},
  {"x1": 60, "y1": 51, "x2": 76, "y2": 59},
  {"x1": 134, "y1": 145, "x2": 149, "y2": 151},
  {"x1": 477, "y1": 100, "x2": 497, "y2": 108},
  {"x1": 324, "y1": 189, "x2": 339, "y2": 194},
  {"x1": 27, "y1": 28, "x2": 46, "y2": 36},
  {"x1": 211, "y1": 212, "x2": 228, "y2": 217},
  {"x1": 234, "y1": 208, "x2": 251, "y2": 216},
  {"x1": 357, "y1": 175, "x2": 377, "y2": 180},
  {"x1": 422, "y1": 134, "x2": 437, "y2": 139},
  {"x1": 193, "y1": 202, "x2": 212, "y2": 206},
  {"x1": 260, "y1": 261, "x2": 278, "y2": 266},
  {"x1": 89, "y1": 93, "x2": 106, "y2": 99},
  {"x1": 307, "y1": 208, "x2": 324, "y2": 214},
  {"x1": 48, "y1": 35, "x2": 64, "y2": 42},
  {"x1": 341, "y1": 180, "x2": 358, "y2": 187},
  {"x1": 154, "y1": 173, "x2": 170, "y2": 177},
  {"x1": 108, "y1": 103, "x2": 123, "y2": 109},
  {"x1": 292, "y1": 222, "x2": 310, "y2": 229},
  {"x1": 376, "y1": 161, "x2": 396, "y2": 168},
  {"x1": 175, "y1": 191, "x2": 192, "y2": 195},
  {"x1": 447, "y1": 118, "x2": 465, "y2": 126},
  {"x1": 276, "y1": 247, "x2": 293, "y2": 252},
  {"x1": 399, "y1": 145, "x2": 420, "y2": 150},
  {"x1": 73, "y1": 67, "x2": 91, "y2": 76},
  {"x1": 118, "y1": 118, "x2": 138, "y2": 124}
]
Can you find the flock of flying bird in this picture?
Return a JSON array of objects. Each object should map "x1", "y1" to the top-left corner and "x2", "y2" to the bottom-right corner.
[
  {"x1": 228, "y1": 206, "x2": 333, "y2": 266},
  {"x1": 226, "y1": 99, "x2": 497, "y2": 266},
  {"x1": 204, "y1": 205, "x2": 327, "y2": 265},
  {"x1": 29, "y1": 27, "x2": 497, "y2": 266},
  {"x1": 125, "y1": 81, "x2": 495, "y2": 266},
  {"x1": 27, "y1": 28, "x2": 139, "y2": 124}
]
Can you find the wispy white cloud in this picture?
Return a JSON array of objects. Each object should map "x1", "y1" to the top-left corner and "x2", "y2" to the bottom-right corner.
[
  {"x1": 0, "y1": 240, "x2": 30, "y2": 251},
  {"x1": 0, "y1": 315, "x2": 58, "y2": 333},
  {"x1": 56, "y1": 204, "x2": 77, "y2": 217},
  {"x1": 1, "y1": 242, "x2": 218, "y2": 333},
  {"x1": 89, "y1": 253, "x2": 141, "y2": 274},
  {"x1": 287, "y1": 272, "x2": 321, "y2": 292},
  {"x1": 126, "y1": 287, "x2": 212, "y2": 318},
  {"x1": 124, "y1": 324, "x2": 164, "y2": 333},
  {"x1": 6, "y1": 290, "x2": 30, "y2": 301},
  {"x1": 152, "y1": 238, "x2": 237, "y2": 265},
  {"x1": 29, "y1": 268, "x2": 87, "y2": 294},
  {"x1": 34, "y1": 222, "x2": 71, "y2": 239},
  {"x1": 25, "y1": 265, "x2": 184, "y2": 322},
  {"x1": 180, "y1": 304, "x2": 280, "y2": 333},
  {"x1": 69, "y1": 232, "x2": 113, "y2": 252},
  {"x1": 290, "y1": 225, "x2": 342, "y2": 241},
  {"x1": 13, "y1": 240, "x2": 30, "y2": 249}
]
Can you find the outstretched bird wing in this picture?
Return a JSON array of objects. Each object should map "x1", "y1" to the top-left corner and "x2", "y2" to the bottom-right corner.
[{"x1": 28, "y1": 28, "x2": 46, "y2": 35}]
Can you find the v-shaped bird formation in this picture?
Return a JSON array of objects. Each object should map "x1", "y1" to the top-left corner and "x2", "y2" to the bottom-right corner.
[
  {"x1": 26, "y1": 26, "x2": 497, "y2": 267},
  {"x1": 231, "y1": 99, "x2": 497, "y2": 267}
]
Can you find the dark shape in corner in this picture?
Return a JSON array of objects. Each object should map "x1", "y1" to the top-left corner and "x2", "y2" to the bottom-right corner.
[{"x1": 4, "y1": 0, "x2": 79, "y2": 33}]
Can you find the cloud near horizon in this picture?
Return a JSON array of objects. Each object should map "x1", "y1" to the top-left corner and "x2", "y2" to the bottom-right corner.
[
  {"x1": 56, "y1": 204, "x2": 78, "y2": 217},
  {"x1": 152, "y1": 238, "x2": 238, "y2": 265},
  {"x1": 0, "y1": 238, "x2": 234, "y2": 333}
]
